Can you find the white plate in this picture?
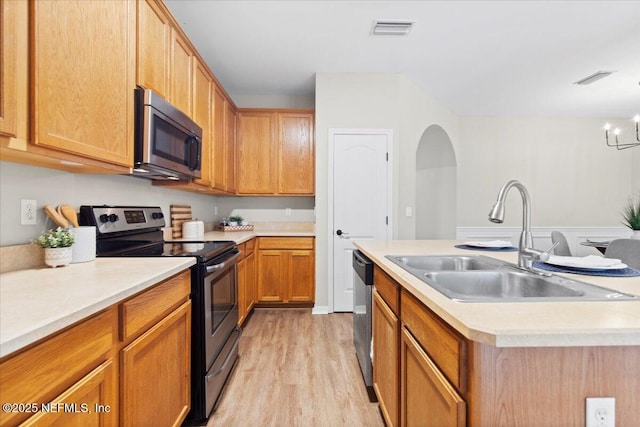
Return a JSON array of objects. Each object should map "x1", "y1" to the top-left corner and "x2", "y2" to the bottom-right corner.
[
  {"x1": 545, "y1": 255, "x2": 627, "y2": 271},
  {"x1": 463, "y1": 240, "x2": 513, "y2": 248}
]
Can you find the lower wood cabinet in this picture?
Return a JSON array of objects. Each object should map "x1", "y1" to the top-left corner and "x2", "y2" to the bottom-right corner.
[
  {"x1": 256, "y1": 237, "x2": 315, "y2": 305},
  {"x1": 237, "y1": 238, "x2": 257, "y2": 326},
  {"x1": 120, "y1": 300, "x2": 191, "y2": 427},
  {"x1": 0, "y1": 270, "x2": 191, "y2": 427},
  {"x1": 372, "y1": 265, "x2": 640, "y2": 426},
  {"x1": 373, "y1": 290, "x2": 399, "y2": 427},
  {"x1": 19, "y1": 360, "x2": 117, "y2": 427},
  {"x1": 400, "y1": 327, "x2": 465, "y2": 427}
]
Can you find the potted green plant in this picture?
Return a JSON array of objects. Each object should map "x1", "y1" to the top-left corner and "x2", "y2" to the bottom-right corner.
[
  {"x1": 621, "y1": 195, "x2": 640, "y2": 239},
  {"x1": 228, "y1": 215, "x2": 243, "y2": 226},
  {"x1": 34, "y1": 227, "x2": 75, "y2": 267}
]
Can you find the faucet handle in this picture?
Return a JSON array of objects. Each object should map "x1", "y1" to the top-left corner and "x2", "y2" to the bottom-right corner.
[
  {"x1": 538, "y1": 242, "x2": 560, "y2": 262},
  {"x1": 523, "y1": 242, "x2": 558, "y2": 263}
]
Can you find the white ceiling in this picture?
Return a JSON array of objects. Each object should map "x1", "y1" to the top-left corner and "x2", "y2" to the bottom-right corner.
[{"x1": 165, "y1": 0, "x2": 640, "y2": 118}]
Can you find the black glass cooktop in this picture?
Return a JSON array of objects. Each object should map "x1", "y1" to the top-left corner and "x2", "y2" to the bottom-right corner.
[{"x1": 99, "y1": 239, "x2": 236, "y2": 261}]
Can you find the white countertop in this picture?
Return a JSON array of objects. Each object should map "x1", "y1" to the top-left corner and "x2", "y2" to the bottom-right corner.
[
  {"x1": 354, "y1": 240, "x2": 640, "y2": 348},
  {"x1": 170, "y1": 228, "x2": 315, "y2": 245},
  {"x1": 0, "y1": 257, "x2": 195, "y2": 358}
]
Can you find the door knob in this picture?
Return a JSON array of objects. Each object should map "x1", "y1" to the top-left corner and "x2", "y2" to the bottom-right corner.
[{"x1": 336, "y1": 229, "x2": 349, "y2": 236}]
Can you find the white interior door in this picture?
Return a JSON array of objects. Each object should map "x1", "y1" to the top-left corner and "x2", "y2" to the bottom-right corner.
[{"x1": 331, "y1": 130, "x2": 391, "y2": 312}]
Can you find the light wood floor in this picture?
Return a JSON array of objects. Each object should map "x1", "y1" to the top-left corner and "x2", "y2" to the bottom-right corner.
[{"x1": 207, "y1": 309, "x2": 385, "y2": 427}]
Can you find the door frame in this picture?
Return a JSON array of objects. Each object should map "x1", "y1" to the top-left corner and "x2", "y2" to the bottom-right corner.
[{"x1": 327, "y1": 128, "x2": 394, "y2": 313}]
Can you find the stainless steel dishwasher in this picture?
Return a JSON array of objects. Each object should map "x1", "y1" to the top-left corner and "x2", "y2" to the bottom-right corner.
[{"x1": 353, "y1": 250, "x2": 377, "y2": 402}]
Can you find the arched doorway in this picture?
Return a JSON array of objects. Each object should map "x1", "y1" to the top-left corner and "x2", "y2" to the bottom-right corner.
[{"x1": 415, "y1": 125, "x2": 457, "y2": 239}]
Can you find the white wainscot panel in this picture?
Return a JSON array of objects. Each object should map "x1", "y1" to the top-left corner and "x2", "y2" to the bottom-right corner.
[{"x1": 456, "y1": 227, "x2": 633, "y2": 257}]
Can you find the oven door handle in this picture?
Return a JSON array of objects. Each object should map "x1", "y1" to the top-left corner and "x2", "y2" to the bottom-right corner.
[
  {"x1": 206, "y1": 330, "x2": 241, "y2": 381},
  {"x1": 205, "y1": 250, "x2": 241, "y2": 273}
]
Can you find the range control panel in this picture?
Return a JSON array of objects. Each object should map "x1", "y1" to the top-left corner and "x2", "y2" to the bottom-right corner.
[{"x1": 79, "y1": 206, "x2": 165, "y2": 235}]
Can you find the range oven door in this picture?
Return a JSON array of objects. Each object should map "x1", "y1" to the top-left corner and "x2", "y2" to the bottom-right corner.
[
  {"x1": 203, "y1": 249, "x2": 241, "y2": 366},
  {"x1": 201, "y1": 248, "x2": 242, "y2": 416}
]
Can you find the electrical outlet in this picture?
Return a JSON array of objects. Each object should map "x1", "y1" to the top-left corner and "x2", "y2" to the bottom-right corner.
[
  {"x1": 285, "y1": 208, "x2": 292, "y2": 216},
  {"x1": 406, "y1": 206, "x2": 413, "y2": 217},
  {"x1": 21, "y1": 199, "x2": 37, "y2": 225},
  {"x1": 586, "y1": 397, "x2": 615, "y2": 427}
]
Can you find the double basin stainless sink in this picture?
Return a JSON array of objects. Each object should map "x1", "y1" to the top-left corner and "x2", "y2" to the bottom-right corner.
[{"x1": 385, "y1": 255, "x2": 638, "y2": 302}]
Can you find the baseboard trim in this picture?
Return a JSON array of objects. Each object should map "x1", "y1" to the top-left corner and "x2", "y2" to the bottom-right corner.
[{"x1": 311, "y1": 306, "x2": 329, "y2": 315}]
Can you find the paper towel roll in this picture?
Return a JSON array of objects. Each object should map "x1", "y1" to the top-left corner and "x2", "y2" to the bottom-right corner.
[
  {"x1": 71, "y1": 226, "x2": 96, "y2": 263},
  {"x1": 182, "y1": 220, "x2": 204, "y2": 239}
]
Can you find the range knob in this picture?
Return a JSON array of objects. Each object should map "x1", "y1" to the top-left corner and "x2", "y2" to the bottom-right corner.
[
  {"x1": 99, "y1": 214, "x2": 109, "y2": 223},
  {"x1": 151, "y1": 212, "x2": 163, "y2": 220},
  {"x1": 108, "y1": 213, "x2": 119, "y2": 223}
]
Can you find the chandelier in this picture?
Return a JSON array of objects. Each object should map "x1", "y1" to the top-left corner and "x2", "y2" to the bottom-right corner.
[{"x1": 604, "y1": 115, "x2": 640, "y2": 150}]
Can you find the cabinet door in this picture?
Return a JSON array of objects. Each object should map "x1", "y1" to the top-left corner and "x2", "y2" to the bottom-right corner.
[
  {"x1": 225, "y1": 101, "x2": 237, "y2": 192},
  {"x1": 31, "y1": 0, "x2": 135, "y2": 167},
  {"x1": 401, "y1": 328, "x2": 466, "y2": 427},
  {"x1": 192, "y1": 59, "x2": 212, "y2": 187},
  {"x1": 212, "y1": 86, "x2": 227, "y2": 191},
  {"x1": 169, "y1": 29, "x2": 192, "y2": 116},
  {"x1": 246, "y1": 250, "x2": 257, "y2": 310},
  {"x1": 0, "y1": 0, "x2": 27, "y2": 142},
  {"x1": 373, "y1": 290, "x2": 399, "y2": 427},
  {"x1": 277, "y1": 112, "x2": 314, "y2": 194},
  {"x1": 236, "y1": 111, "x2": 276, "y2": 194},
  {"x1": 21, "y1": 359, "x2": 117, "y2": 427},
  {"x1": 288, "y1": 250, "x2": 315, "y2": 302},
  {"x1": 257, "y1": 250, "x2": 286, "y2": 302},
  {"x1": 237, "y1": 253, "x2": 248, "y2": 325},
  {"x1": 121, "y1": 301, "x2": 191, "y2": 427},
  {"x1": 137, "y1": 0, "x2": 170, "y2": 97}
]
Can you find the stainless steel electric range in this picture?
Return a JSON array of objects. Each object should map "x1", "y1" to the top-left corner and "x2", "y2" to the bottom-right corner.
[{"x1": 79, "y1": 205, "x2": 241, "y2": 424}]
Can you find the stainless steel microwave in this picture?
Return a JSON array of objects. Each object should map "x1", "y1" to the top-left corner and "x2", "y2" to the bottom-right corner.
[{"x1": 133, "y1": 88, "x2": 202, "y2": 180}]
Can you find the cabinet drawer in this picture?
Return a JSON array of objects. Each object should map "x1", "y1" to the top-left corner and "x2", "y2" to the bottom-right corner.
[
  {"x1": 0, "y1": 308, "x2": 116, "y2": 426},
  {"x1": 244, "y1": 237, "x2": 256, "y2": 254},
  {"x1": 374, "y1": 265, "x2": 399, "y2": 315},
  {"x1": 258, "y1": 237, "x2": 314, "y2": 250},
  {"x1": 401, "y1": 289, "x2": 467, "y2": 393},
  {"x1": 237, "y1": 242, "x2": 246, "y2": 260},
  {"x1": 120, "y1": 270, "x2": 190, "y2": 341}
]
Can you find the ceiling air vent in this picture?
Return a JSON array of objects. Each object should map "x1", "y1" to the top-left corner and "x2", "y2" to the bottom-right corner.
[
  {"x1": 574, "y1": 71, "x2": 616, "y2": 85},
  {"x1": 372, "y1": 20, "x2": 414, "y2": 36}
]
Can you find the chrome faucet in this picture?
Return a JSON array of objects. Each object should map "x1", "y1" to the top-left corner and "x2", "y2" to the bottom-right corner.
[{"x1": 488, "y1": 180, "x2": 553, "y2": 270}]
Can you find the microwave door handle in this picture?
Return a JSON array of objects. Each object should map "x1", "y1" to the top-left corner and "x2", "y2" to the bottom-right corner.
[{"x1": 184, "y1": 136, "x2": 200, "y2": 171}]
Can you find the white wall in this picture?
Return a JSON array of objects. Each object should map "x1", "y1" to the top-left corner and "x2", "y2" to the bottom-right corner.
[
  {"x1": 315, "y1": 73, "x2": 401, "y2": 308},
  {"x1": 0, "y1": 161, "x2": 218, "y2": 246},
  {"x1": 415, "y1": 125, "x2": 457, "y2": 239},
  {"x1": 315, "y1": 73, "x2": 459, "y2": 310},
  {"x1": 457, "y1": 117, "x2": 638, "y2": 228},
  {"x1": 231, "y1": 94, "x2": 315, "y2": 109}
]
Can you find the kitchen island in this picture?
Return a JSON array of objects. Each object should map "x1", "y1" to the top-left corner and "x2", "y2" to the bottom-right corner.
[{"x1": 355, "y1": 240, "x2": 640, "y2": 427}]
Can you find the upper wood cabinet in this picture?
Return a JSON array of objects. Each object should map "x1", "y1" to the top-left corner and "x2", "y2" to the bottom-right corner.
[
  {"x1": 237, "y1": 109, "x2": 314, "y2": 196},
  {"x1": 137, "y1": 0, "x2": 193, "y2": 115},
  {"x1": 137, "y1": 0, "x2": 170, "y2": 98},
  {"x1": 0, "y1": 0, "x2": 27, "y2": 144},
  {"x1": 211, "y1": 86, "x2": 237, "y2": 193},
  {"x1": 29, "y1": 0, "x2": 135, "y2": 168},
  {"x1": 225, "y1": 101, "x2": 237, "y2": 193},
  {"x1": 192, "y1": 59, "x2": 213, "y2": 187},
  {"x1": 278, "y1": 112, "x2": 315, "y2": 194},
  {"x1": 169, "y1": 29, "x2": 193, "y2": 116},
  {"x1": 236, "y1": 111, "x2": 275, "y2": 194}
]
